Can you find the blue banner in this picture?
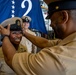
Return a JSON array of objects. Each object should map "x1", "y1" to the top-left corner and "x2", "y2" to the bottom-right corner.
[{"x1": 0, "y1": 0, "x2": 47, "y2": 34}]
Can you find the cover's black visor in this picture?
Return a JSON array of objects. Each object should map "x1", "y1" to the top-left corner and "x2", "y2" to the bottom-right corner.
[
  {"x1": 46, "y1": 1, "x2": 76, "y2": 19},
  {"x1": 4, "y1": 24, "x2": 22, "y2": 31},
  {"x1": 22, "y1": 19, "x2": 30, "y2": 23}
]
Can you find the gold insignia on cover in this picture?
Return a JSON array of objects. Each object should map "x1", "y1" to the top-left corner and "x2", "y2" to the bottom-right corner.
[
  {"x1": 16, "y1": 19, "x2": 21, "y2": 26},
  {"x1": 55, "y1": 6, "x2": 59, "y2": 10}
]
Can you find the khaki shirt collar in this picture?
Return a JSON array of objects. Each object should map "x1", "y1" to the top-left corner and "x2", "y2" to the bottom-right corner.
[{"x1": 58, "y1": 32, "x2": 76, "y2": 45}]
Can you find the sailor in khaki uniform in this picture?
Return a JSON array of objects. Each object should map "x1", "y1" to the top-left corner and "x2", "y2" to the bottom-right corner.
[
  {"x1": 1, "y1": 0, "x2": 76, "y2": 75},
  {"x1": 20, "y1": 16, "x2": 37, "y2": 53},
  {"x1": 0, "y1": 17, "x2": 27, "y2": 75},
  {"x1": 12, "y1": 32, "x2": 76, "y2": 75}
]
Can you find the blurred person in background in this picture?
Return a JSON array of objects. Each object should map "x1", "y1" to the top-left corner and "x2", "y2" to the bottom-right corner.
[{"x1": 20, "y1": 16, "x2": 37, "y2": 53}]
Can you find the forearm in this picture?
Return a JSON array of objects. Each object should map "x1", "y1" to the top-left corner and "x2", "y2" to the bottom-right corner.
[
  {"x1": 2, "y1": 36, "x2": 16, "y2": 68},
  {"x1": 23, "y1": 31, "x2": 49, "y2": 48}
]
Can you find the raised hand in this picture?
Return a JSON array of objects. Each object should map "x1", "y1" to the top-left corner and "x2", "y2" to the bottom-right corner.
[{"x1": 0, "y1": 24, "x2": 10, "y2": 36}]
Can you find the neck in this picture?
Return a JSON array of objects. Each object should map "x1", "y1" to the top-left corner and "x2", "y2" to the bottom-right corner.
[
  {"x1": 13, "y1": 43, "x2": 19, "y2": 50},
  {"x1": 62, "y1": 31, "x2": 76, "y2": 39}
]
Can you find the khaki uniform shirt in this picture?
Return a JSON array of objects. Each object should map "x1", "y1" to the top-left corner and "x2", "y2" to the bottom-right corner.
[
  {"x1": 20, "y1": 29, "x2": 37, "y2": 53},
  {"x1": 0, "y1": 44, "x2": 27, "y2": 58},
  {"x1": 12, "y1": 32, "x2": 76, "y2": 75},
  {"x1": 0, "y1": 44, "x2": 27, "y2": 75}
]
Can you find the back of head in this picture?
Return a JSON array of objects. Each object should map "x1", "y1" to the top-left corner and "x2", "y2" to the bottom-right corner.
[
  {"x1": 1, "y1": 17, "x2": 22, "y2": 31},
  {"x1": 21, "y1": 16, "x2": 31, "y2": 23},
  {"x1": 44, "y1": 0, "x2": 76, "y2": 19}
]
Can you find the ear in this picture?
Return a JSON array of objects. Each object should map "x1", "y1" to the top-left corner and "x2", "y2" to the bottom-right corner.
[{"x1": 59, "y1": 10, "x2": 69, "y2": 24}]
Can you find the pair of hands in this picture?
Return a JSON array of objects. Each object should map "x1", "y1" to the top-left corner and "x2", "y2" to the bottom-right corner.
[
  {"x1": 0, "y1": 24, "x2": 26, "y2": 36},
  {"x1": 0, "y1": 24, "x2": 10, "y2": 36}
]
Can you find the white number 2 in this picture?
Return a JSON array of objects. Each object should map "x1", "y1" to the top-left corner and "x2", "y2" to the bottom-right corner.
[{"x1": 21, "y1": 0, "x2": 32, "y2": 16}]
